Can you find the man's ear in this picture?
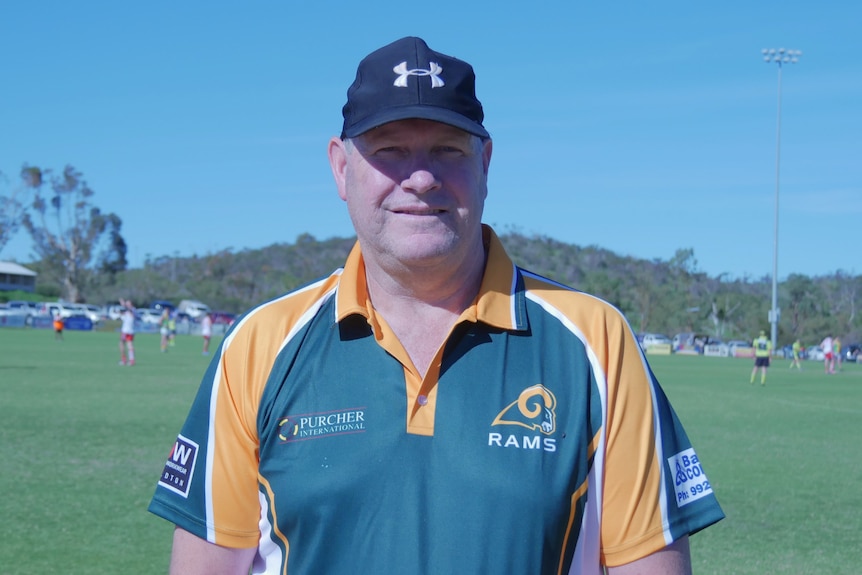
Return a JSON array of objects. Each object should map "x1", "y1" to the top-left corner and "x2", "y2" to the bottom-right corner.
[
  {"x1": 328, "y1": 137, "x2": 349, "y2": 201},
  {"x1": 482, "y1": 138, "x2": 493, "y2": 176}
]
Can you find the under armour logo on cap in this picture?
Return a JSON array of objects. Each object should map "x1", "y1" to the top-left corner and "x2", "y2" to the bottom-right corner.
[
  {"x1": 392, "y1": 61, "x2": 445, "y2": 88},
  {"x1": 340, "y1": 36, "x2": 488, "y2": 139}
]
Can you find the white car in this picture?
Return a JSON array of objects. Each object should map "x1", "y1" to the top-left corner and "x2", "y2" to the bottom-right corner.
[
  {"x1": 178, "y1": 299, "x2": 210, "y2": 320},
  {"x1": 81, "y1": 304, "x2": 102, "y2": 323},
  {"x1": 104, "y1": 304, "x2": 125, "y2": 320},
  {"x1": 38, "y1": 302, "x2": 84, "y2": 319},
  {"x1": 4, "y1": 301, "x2": 39, "y2": 324},
  {"x1": 63, "y1": 303, "x2": 97, "y2": 321},
  {"x1": 641, "y1": 333, "x2": 672, "y2": 349},
  {"x1": 806, "y1": 345, "x2": 825, "y2": 362},
  {"x1": 137, "y1": 308, "x2": 165, "y2": 325},
  {"x1": 54, "y1": 303, "x2": 102, "y2": 327}
]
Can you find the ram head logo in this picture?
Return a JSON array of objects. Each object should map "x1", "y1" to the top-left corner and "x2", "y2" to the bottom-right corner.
[{"x1": 492, "y1": 385, "x2": 557, "y2": 435}]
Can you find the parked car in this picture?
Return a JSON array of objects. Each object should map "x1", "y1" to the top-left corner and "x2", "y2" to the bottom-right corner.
[
  {"x1": 103, "y1": 304, "x2": 125, "y2": 320},
  {"x1": 842, "y1": 344, "x2": 860, "y2": 363},
  {"x1": 80, "y1": 304, "x2": 102, "y2": 323},
  {"x1": 0, "y1": 303, "x2": 13, "y2": 316},
  {"x1": 641, "y1": 333, "x2": 672, "y2": 350},
  {"x1": 806, "y1": 344, "x2": 825, "y2": 362},
  {"x1": 37, "y1": 302, "x2": 61, "y2": 318},
  {"x1": 66, "y1": 304, "x2": 95, "y2": 320},
  {"x1": 37, "y1": 302, "x2": 85, "y2": 319},
  {"x1": 5, "y1": 300, "x2": 39, "y2": 325},
  {"x1": 177, "y1": 299, "x2": 210, "y2": 319},
  {"x1": 6, "y1": 300, "x2": 39, "y2": 312},
  {"x1": 150, "y1": 299, "x2": 175, "y2": 312},
  {"x1": 137, "y1": 308, "x2": 165, "y2": 325}
]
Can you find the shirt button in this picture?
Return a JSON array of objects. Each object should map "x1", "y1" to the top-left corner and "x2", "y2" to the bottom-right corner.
[{"x1": 417, "y1": 395, "x2": 428, "y2": 406}]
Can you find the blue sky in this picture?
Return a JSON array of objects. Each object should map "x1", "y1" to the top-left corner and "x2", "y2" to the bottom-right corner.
[{"x1": 2, "y1": 1, "x2": 859, "y2": 280}]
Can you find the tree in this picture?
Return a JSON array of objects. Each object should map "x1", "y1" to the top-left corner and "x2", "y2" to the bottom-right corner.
[
  {"x1": 20, "y1": 164, "x2": 127, "y2": 302},
  {"x1": 0, "y1": 169, "x2": 30, "y2": 256},
  {"x1": 783, "y1": 274, "x2": 821, "y2": 338},
  {"x1": 630, "y1": 263, "x2": 661, "y2": 333},
  {"x1": 821, "y1": 271, "x2": 861, "y2": 335}
]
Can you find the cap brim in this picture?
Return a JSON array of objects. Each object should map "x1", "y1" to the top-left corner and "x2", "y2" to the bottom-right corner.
[{"x1": 343, "y1": 106, "x2": 489, "y2": 139}]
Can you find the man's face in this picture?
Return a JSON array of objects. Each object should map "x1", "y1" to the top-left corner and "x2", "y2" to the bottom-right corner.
[{"x1": 329, "y1": 119, "x2": 492, "y2": 270}]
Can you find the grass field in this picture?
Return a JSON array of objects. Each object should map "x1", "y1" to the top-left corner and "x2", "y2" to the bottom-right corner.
[{"x1": 1, "y1": 328, "x2": 860, "y2": 574}]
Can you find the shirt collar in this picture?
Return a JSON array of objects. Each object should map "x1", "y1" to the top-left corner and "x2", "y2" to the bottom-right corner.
[{"x1": 334, "y1": 225, "x2": 527, "y2": 331}]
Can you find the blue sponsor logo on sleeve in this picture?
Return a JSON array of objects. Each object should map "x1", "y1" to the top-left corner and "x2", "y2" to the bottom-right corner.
[{"x1": 668, "y1": 448, "x2": 713, "y2": 507}]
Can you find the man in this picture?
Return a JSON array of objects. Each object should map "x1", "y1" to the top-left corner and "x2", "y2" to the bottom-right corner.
[
  {"x1": 833, "y1": 335, "x2": 842, "y2": 372},
  {"x1": 168, "y1": 308, "x2": 178, "y2": 347},
  {"x1": 821, "y1": 334, "x2": 835, "y2": 374},
  {"x1": 52, "y1": 312, "x2": 64, "y2": 341},
  {"x1": 149, "y1": 37, "x2": 723, "y2": 574},
  {"x1": 118, "y1": 298, "x2": 136, "y2": 366},
  {"x1": 750, "y1": 330, "x2": 772, "y2": 385},
  {"x1": 199, "y1": 311, "x2": 213, "y2": 355},
  {"x1": 789, "y1": 338, "x2": 803, "y2": 370},
  {"x1": 159, "y1": 308, "x2": 171, "y2": 353}
]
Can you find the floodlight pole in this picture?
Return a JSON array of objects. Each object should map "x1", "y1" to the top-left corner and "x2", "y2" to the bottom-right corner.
[{"x1": 762, "y1": 47, "x2": 801, "y2": 353}]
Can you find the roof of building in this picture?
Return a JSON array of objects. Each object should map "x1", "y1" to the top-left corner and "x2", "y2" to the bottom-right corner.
[{"x1": 0, "y1": 261, "x2": 38, "y2": 276}]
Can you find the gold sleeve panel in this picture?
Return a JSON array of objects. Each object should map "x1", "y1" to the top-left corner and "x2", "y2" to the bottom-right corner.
[
  {"x1": 208, "y1": 277, "x2": 341, "y2": 545},
  {"x1": 522, "y1": 279, "x2": 669, "y2": 565}
]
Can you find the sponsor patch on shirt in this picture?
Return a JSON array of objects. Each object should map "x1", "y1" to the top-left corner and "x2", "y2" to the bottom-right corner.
[
  {"x1": 277, "y1": 408, "x2": 367, "y2": 443},
  {"x1": 667, "y1": 448, "x2": 713, "y2": 507},
  {"x1": 157, "y1": 434, "x2": 199, "y2": 498}
]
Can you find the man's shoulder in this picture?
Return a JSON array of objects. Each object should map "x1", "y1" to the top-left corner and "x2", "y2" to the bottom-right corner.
[
  {"x1": 232, "y1": 270, "x2": 343, "y2": 333},
  {"x1": 519, "y1": 268, "x2": 630, "y2": 326},
  {"x1": 520, "y1": 268, "x2": 614, "y2": 304}
]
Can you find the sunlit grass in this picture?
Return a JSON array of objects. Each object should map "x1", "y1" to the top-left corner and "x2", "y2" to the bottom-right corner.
[{"x1": 1, "y1": 329, "x2": 859, "y2": 573}]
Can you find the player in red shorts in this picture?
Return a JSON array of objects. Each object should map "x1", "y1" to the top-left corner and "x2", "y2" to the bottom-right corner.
[
  {"x1": 821, "y1": 334, "x2": 835, "y2": 374},
  {"x1": 118, "y1": 298, "x2": 136, "y2": 366}
]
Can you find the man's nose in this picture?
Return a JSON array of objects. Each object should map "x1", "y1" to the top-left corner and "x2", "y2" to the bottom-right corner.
[{"x1": 400, "y1": 156, "x2": 441, "y2": 194}]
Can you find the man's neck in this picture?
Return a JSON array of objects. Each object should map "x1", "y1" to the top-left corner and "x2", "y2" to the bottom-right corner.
[
  {"x1": 363, "y1": 244, "x2": 486, "y2": 317},
  {"x1": 361, "y1": 244, "x2": 487, "y2": 375}
]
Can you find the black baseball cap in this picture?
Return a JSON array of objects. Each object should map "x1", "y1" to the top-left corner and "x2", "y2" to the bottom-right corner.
[{"x1": 341, "y1": 36, "x2": 489, "y2": 139}]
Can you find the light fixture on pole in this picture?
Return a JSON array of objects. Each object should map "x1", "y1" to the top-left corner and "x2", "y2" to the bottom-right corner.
[{"x1": 762, "y1": 47, "x2": 801, "y2": 354}]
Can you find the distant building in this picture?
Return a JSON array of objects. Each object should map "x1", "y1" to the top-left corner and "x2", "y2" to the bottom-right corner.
[{"x1": 0, "y1": 261, "x2": 37, "y2": 293}]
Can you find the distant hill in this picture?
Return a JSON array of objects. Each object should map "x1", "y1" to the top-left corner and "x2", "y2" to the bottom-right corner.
[{"x1": 26, "y1": 231, "x2": 862, "y2": 346}]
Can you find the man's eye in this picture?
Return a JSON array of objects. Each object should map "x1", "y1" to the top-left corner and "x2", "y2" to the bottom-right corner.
[{"x1": 436, "y1": 146, "x2": 465, "y2": 155}]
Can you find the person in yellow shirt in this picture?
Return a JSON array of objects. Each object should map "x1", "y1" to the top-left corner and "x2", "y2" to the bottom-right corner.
[
  {"x1": 751, "y1": 330, "x2": 772, "y2": 385},
  {"x1": 833, "y1": 336, "x2": 842, "y2": 372},
  {"x1": 789, "y1": 339, "x2": 802, "y2": 371}
]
